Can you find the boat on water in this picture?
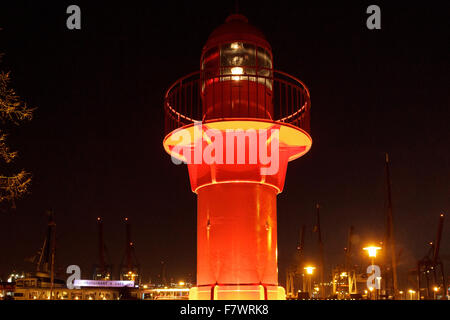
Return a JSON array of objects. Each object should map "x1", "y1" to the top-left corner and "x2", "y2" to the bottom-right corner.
[
  {"x1": 9, "y1": 211, "x2": 125, "y2": 300},
  {"x1": 11, "y1": 273, "x2": 190, "y2": 300},
  {"x1": 12, "y1": 272, "x2": 125, "y2": 300},
  {"x1": 4, "y1": 211, "x2": 192, "y2": 300}
]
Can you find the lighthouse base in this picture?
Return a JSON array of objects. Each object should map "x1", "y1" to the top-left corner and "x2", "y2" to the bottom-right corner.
[{"x1": 189, "y1": 284, "x2": 286, "y2": 300}]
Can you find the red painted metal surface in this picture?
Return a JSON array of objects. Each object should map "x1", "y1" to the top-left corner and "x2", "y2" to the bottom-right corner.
[
  {"x1": 163, "y1": 13, "x2": 312, "y2": 300},
  {"x1": 197, "y1": 183, "x2": 278, "y2": 286}
]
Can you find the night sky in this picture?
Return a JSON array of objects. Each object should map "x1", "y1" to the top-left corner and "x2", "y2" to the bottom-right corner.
[{"x1": 0, "y1": 1, "x2": 448, "y2": 288}]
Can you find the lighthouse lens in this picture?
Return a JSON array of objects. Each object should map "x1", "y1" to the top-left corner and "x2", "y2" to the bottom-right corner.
[
  {"x1": 220, "y1": 42, "x2": 256, "y2": 76},
  {"x1": 257, "y1": 47, "x2": 273, "y2": 89}
]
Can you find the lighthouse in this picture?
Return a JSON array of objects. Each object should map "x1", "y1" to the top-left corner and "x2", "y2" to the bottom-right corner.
[{"x1": 163, "y1": 13, "x2": 312, "y2": 300}]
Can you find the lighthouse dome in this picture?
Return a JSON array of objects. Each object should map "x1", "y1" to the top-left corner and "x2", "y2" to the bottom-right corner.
[{"x1": 203, "y1": 14, "x2": 271, "y2": 51}]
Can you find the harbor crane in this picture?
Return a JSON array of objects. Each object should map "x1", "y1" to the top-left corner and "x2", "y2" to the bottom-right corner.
[
  {"x1": 119, "y1": 217, "x2": 140, "y2": 285},
  {"x1": 417, "y1": 213, "x2": 446, "y2": 299},
  {"x1": 286, "y1": 225, "x2": 305, "y2": 298},
  {"x1": 92, "y1": 217, "x2": 112, "y2": 280}
]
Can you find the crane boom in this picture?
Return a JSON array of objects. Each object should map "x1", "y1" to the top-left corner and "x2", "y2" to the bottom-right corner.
[
  {"x1": 433, "y1": 214, "x2": 445, "y2": 263},
  {"x1": 315, "y1": 204, "x2": 325, "y2": 298},
  {"x1": 385, "y1": 153, "x2": 398, "y2": 297},
  {"x1": 97, "y1": 217, "x2": 106, "y2": 274}
]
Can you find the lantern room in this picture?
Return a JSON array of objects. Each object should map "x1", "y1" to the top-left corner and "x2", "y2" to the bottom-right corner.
[{"x1": 200, "y1": 14, "x2": 274, "y2": 120}]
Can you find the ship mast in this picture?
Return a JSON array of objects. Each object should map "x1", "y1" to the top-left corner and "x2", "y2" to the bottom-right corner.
[
  {"x1": 315, "y1": 204, "x2": 325, "y2": 298},
  {"x1": 47, "y1": 210, "x2": 56, "y2": 299},
  {"x1": 97, "y1": 217, "x2": 106, "y2": 277},
  {"x1": 385, "y1": 153, "x2": 398, "y2": 298}
]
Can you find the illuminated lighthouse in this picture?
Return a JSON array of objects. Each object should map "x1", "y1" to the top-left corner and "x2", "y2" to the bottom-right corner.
[{"x1": 163, "y1": 14, "x2": 312, "y2": 300}]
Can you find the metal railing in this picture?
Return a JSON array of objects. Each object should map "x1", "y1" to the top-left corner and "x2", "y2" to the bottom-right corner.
[{"x1": 164, "y1": 70, "x2": 310, "y2": 135}]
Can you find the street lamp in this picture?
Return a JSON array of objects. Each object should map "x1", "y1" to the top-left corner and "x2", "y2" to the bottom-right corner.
[
  {"x1": 304, "y1": 266, "x2": 316, "y2": 298},
  {"x1": 363, "y1": 245, "x2": 382, "y2": 300},
  {"x1": 304, "y1": 266, "x2": 316, "y2": 275},
  {"x1": 433, "y1": 286, "x2": 439, "y2": 300},
  {"x1": 363, "y1": 246, "x2": 381, "y2": 258}
]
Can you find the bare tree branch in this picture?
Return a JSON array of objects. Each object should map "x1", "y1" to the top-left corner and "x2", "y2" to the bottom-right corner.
[{"x1": 0, "y1": 48, "x2": 34, "y2": 206}]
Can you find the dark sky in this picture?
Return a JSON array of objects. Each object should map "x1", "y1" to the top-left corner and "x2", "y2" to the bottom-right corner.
[{"x1": 0, "y1": 1, "x2": 448, "y2": 288}]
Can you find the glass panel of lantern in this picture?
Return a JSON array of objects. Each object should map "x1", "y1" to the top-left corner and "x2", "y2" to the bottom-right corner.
[
  {"x1": 220, "y1": 42, "x2": 256, "y2": 81},
  {"x1": 201, "y1": 46, "x2": 220, "y2": 78},
  {"x1": 201, "y1": 46, "x2": 220, "y2": 93},
  {"x1": 257, "y1": 46, "x2": 273, "y2": 90}
]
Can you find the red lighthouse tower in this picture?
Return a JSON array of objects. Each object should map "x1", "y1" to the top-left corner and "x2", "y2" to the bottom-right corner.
[{"x1": 163, "y1": 14, "x2": 312, "y2": 300}]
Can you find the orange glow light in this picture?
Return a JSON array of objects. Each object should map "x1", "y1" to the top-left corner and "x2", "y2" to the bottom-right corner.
[
  {"x1": 304, "y1": 266, "x2": 316, "y2": 275},
  {"x1": 363, "y1": 246, "x2": 381, "y2": 258}
]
